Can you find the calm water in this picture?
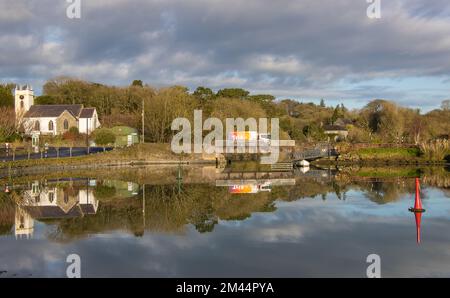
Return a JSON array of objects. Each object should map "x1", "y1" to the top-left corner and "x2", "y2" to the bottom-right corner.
[{"x1": 0, "y1": 165, "x2": 449, "y2": 277}]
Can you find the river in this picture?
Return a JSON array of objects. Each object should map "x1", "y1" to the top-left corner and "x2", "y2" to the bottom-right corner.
[{"x1": 0, "y1": 164, "x2": 449, "y2": 277}]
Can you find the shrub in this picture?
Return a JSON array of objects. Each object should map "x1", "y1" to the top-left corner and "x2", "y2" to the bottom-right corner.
[
  {"x1": 94, "y1": 184, "x2": 117, "y2": 199},
  {"x1": 69, "y1": 126, "x2": 79, "y2": 134},
  {"x1": 94, "y1": 128, "x2": 116, "y2": 147},
  {"x1": 62, "y1": 127, "x2": 81, "y2": 142},
  {"x1": 420, "y1": 139, "x2": 449, "y2": 161}
]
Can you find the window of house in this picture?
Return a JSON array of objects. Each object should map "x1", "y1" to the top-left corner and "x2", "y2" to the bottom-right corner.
[
  {"x1": 49, "y1": 192, "x2": 54, "y2": 203},
  {"x1": 34, "y1": 121, "x2": 40, "y2": 131},
  {"x1": 48, "y1": 121, "x2": 54, "y2": 131},
  {"x1": 64, "y1": 119, "x2": 69, "y2": 130}
]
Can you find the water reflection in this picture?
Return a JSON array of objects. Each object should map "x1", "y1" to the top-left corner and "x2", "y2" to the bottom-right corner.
[
  {"x1": 14, "y1": 179, "x2": 98, "y2": 239},
  {"x1": 0, "y1": 165, "x2": 449, "y2": 277}
]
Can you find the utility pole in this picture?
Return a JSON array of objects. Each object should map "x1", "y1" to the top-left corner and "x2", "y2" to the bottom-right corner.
[
  {"x1": 86, "y1": 117, "x2": 90, "y2": 154},
  {"x1": 141, "y1": 98, "x2": 145, "y2": 143},
  {"x1": 142, "y1": 183, "x2": 146, "y2": 231}
]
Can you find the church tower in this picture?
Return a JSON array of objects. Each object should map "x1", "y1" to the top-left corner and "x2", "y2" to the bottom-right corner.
[
  {"x1": 15, "y1": 85, "x2": 34, "y2": 118},
  {"x1": 15, "y1": 206, "x2": 34, "y2": 240}
]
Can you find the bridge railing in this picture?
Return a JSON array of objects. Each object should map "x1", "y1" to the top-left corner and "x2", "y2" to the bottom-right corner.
[{"x1": 291, "y1": 148, "x2": 338, "y2": 161}]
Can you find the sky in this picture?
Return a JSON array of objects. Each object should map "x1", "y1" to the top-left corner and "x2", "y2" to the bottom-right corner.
[{"x1": 0, "y1": 0, "x2": 449, "y2": 111}]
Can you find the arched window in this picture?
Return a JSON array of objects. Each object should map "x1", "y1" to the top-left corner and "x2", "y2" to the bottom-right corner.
[
  {"x1": 34, "y1": 121, "x2": 40, "y2": 131},
  {"x1": 64, "y1": 192, "x2": 69, "y2": 204},
  {"x1": 49, "y1": 192, "x2": 54, "y2": 203},
  {"x1": 20, "y1": 101, "x2": 24, "y2": 109},
  {"x1": 64, "y1": 119, "x2": 69, "y2": 130},
  {"x1": 48, "y1": 121, "x2": 54, "y2": 131}
]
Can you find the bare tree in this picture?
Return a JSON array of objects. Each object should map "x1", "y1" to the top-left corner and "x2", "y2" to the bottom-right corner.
[{"x1": 0, "y1": 107, "x2": 17, "y2": 141}]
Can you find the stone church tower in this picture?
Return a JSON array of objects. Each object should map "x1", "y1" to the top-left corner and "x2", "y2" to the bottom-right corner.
[{"x1": 15, "y1": 85, "x2": 34, "y2": 119}]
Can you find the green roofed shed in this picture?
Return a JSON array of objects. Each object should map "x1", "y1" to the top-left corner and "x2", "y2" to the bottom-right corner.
[{"x1": 110, "y1": 126, "x2": 139, "y2": 147}]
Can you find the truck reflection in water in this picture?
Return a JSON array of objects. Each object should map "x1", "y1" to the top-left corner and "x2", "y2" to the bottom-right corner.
[{"x1": 216, "y1": 179, "x2": 296, "y2": 194}]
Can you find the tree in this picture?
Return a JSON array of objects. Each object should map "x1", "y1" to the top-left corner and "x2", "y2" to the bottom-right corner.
[
  {"x1": 442, "y1": 100, "x2": 450, "y2": 111},
  {"x1": 331, "y1": 105, "x2": 342, "y2": 124},
  {"x1": 320, "y1": 98, "x2": 325, "y2": 108},
  {"x1": 302, "y1": 123, "x2": 325, "y2": 142},
  {"x1": 131, "y1": 80, "x2": 143, "y2": 87},
  {"x1": 94, "y1": 128, "x2": 116, "y2": 150},
  {"x1": 144, "y1": 86, "x2": 195, "y2": 143},
  {"x1": 35, "y1": 95, "x2": 57, "y2": 105},
  {"x1": 362, "y1": 100, "x2": 404, "y2": 143},
  {"x1": 0, "y1": 84, "x2": 14, "y2": 107},
  {"x1": 248, "y1": 94, "x2": 275, "y2": 103},
  {"x1": 193, "y1": 87, "x2": 214, "y2": 100},
  {"x1": 216, "y1": 88, "x2": 249, "y2": 99},
  {"x1": 0, "y1": 107, "x2": 19, "y2": 142}
]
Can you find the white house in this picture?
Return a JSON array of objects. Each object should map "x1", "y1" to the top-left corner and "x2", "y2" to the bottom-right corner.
[
  {"x1": 15, "y1": 181, "x2": 99, "y2": 239},
  {"x1": 15, "y1": 85, "x2": 101, "y2": 135}
]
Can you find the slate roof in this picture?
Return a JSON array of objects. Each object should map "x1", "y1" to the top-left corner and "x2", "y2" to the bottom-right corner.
[
  {"x1": 23, "y1": 205, "x2": 82, "y2": 219},
  {"x1": 79, "y1": 108, "x2": 95, "y2": 118},
  {"x1": 24, "y1": 104, "x2": 83, "y2": 118},
  {"x1": 79, "y1": 204, "x2": 97, "y2": 215},
  {"x1": 23, "y1": 204, "x2": 97, "y2": 219}
]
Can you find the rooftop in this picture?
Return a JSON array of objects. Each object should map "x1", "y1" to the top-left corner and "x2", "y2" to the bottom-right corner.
[{"x1": 24, "y1": 104, "x2": 83, "y2": 118}]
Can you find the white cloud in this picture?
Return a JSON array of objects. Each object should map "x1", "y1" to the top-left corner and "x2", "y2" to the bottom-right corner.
[{"x1": 1, "y1": 0, "x2": 450, "y2": 109}]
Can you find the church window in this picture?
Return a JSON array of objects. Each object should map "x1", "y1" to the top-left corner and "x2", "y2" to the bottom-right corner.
[
  {"x1": 49, "y1": 192, "x2": 54, "y2": 203},
  {"x1": 34, "y1": 121, "x2": 40, "y2": 131},
  {"x1": 48, "y1": 121, "x2": 54, "y2": 131},
  {"x1": 64, "y1": 119, "x2": 69, "y2": 130}
]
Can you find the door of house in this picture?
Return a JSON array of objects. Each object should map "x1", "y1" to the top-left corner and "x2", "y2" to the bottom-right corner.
[{"x1": 32, "y1": 133, "x2": 39, "y2": 152}]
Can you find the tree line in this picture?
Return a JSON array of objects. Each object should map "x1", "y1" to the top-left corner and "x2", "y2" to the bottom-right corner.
[{"x1": 0, "y1": 77, "x2": 449, "y2": 144}]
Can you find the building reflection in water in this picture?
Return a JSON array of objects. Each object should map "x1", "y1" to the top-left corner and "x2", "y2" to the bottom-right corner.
[
  {"x1": 14, "y1": 179, "x2": 99, "y2": 239},
  {"x1": 216, "y1": 179, "x2": 296, "y2": 194}
]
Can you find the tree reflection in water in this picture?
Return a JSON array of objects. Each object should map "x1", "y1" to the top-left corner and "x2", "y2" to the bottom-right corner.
[{"x1": 0, "y1": 165, "x2": 448, "y2": 241}]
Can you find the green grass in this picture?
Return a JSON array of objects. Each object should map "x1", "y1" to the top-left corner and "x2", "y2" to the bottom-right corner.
[
  {"x1": 356, "y1": 147, "x2": 421, "y2": 159},
  {"x1": 355, "y1": 167, "x2": 422, "y2": 178}
]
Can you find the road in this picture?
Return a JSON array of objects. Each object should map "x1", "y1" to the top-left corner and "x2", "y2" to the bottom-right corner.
[{"x1": 0, "y1": 147, "x2": 114, "y2": 162}]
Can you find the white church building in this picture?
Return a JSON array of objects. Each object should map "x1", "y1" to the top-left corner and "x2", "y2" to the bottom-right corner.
[{"x1": 15, "y1": 85, "x2": 100, "y2": 136}]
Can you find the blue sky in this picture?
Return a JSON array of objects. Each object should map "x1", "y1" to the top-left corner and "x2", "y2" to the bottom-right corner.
[{"x1": 0, "y1": 0, "x2": 449, "y2": 111}]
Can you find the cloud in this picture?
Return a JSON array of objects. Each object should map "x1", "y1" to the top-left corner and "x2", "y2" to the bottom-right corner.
[{"x1": 0, "y1": 0, "x2": 449, "y2": 110}]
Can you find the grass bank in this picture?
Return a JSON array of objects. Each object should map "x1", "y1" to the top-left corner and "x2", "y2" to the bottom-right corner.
[
  {"x1": 0, "y1": 143, "x2": 213, "y2": 171},
  {"x1": 323, "y1": 145, "x2": 449, "y2": 165}
]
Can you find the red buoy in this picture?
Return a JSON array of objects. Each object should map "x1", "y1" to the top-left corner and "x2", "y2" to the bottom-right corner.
[
  {"x1": 414, "y1": 212, "x2": 422, "y2": 244},
  {"x1": 409, "y1": 178, "x2": 425, "y2": 244},
  {"x1": 409, "y1": 178, "x2": 425, "y2": 213}
]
